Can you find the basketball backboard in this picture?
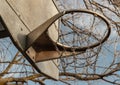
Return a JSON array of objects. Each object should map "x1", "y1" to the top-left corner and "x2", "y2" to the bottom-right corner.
[{"x1": 0, "y1": 0, "x2": 59, "y2": 80}]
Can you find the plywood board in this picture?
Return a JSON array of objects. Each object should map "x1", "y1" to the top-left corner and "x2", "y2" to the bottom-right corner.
[{"x1": 0, "y1": 0, "x2": 59, "y2": 80}]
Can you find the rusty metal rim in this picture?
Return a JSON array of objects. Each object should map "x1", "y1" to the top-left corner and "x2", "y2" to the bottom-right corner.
[{"x1": 47, "y1": 9, "x2": 111, "y2": 52}]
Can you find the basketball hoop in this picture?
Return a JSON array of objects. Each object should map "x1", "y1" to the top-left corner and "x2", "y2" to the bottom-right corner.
[
  {"x1": 0, "y1": 0, "x2": 111, "y2": 80},
  {"x1": 27, "y1": 9, "x2": 111, "y2": 53}
]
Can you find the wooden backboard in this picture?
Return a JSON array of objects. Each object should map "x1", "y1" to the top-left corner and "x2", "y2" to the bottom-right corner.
[{"x1": 0, "y1": 0, "x2": 59, "y2": 80}]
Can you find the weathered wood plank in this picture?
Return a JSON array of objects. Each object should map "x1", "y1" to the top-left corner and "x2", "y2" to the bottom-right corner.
[
  {"x1": 0, "y1": 0, "x2": 59, "y2": 80},
  {"x1": 7, "y1": 0, "x2": 58, "y2": 31},
  {"x1": 0, "y1": 0, "x2": 29, "y2": 50}
]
